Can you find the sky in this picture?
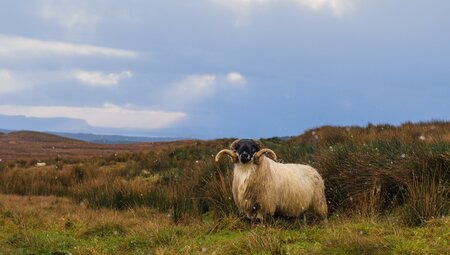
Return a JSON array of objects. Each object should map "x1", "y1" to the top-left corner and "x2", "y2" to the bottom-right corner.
[{"x1": 0, "y1": 0, "x2": 449, "y2": 139}]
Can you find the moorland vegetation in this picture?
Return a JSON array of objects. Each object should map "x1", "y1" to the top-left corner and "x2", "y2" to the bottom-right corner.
[{"x1": 0, "y1": 121, "x2": 448, "y2": 254}]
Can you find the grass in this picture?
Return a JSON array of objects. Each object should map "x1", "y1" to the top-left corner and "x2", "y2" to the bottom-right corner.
[{"x1": 0, "y1": 195, "x2": 448, "y2": 254}]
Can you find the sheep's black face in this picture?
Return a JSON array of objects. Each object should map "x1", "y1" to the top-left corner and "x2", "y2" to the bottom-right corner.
[{"x1": 233, "y1": 139, "x2": 261, "y2": 164}]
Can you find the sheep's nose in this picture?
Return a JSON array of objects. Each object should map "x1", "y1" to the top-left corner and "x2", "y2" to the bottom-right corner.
[{"x1": 240, "y1": 152, "x2": 251, "y2": 162}]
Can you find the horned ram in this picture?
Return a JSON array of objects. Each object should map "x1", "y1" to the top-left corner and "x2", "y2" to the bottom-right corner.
[{"x1": 215, "y1": 139, "x2": 327, "y2": 223}]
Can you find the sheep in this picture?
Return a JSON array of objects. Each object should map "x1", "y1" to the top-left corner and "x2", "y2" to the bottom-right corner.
[
  {"x1": 36, "y1": 162, "x2": 47, "y2": 167},
  {"x1": 215, "y1": 139, "x2": 327, "y2": 224}
]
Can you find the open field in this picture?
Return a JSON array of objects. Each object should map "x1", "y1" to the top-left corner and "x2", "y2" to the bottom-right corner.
[{"x1": 0, "y1": 121, "x2": 449, "y2": 254}]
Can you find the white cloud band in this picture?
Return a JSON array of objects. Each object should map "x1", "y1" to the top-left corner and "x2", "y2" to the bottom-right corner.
[
  {"x1": 211, "y1": 0, "x2": 353, "y2": 17},
  {"x1": 0, "y1": 35, "x2": 138, "y2": 58},
  {"x1": 0, "y1": 104, "x2": 186, "y2": 129},
  {"x1": 72, "y1": 70, "x2": 133, "y2": 87}
]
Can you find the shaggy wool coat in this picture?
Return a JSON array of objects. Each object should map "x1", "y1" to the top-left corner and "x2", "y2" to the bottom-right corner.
[{"x1": 232, "y1": 156, "x2": 327, "y2": 221}]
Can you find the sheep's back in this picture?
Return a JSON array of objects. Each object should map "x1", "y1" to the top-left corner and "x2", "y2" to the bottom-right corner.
[{"x1": 268, "y1": 159, "x2": 323, "y2": 216}]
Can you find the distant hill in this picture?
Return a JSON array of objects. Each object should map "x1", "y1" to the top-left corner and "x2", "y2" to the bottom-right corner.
[
  {"x1": 0, "y1": 114, "x2": 197, "y2": 142},
  {"x1": 0, "y1": 130, "x2": 197, "y2": 162},
  {"x1": 0, "y1": 114, "x2": 211, "y2": 139},
  {"x1": 7, "y1": 131, "x2": 80, "y2": 143},
  {"x1": 0, "y1": 127, "x2": 188, "y2": 144},
  {"x1": 52, "y1": 132, "x2": 187, "y2": 144}
]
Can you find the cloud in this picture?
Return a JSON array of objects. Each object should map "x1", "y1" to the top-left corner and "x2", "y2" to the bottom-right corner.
[
  {"x1": 210, "y1": 0, "x2": 354, "y2": 18},
  {"x1": 0, "y1": 69, "x2": 29, "y2": 94},
  {"x1": 37, "y1": 0, "x2": 141, "y2": 31},
  {"x1": 227, "y1": 72, "x2": 246, "y2": 86},
  {"x1": 0, "y1": 103, "x2": 186, "y2": 129},
  {"x1": 72, "y1": 70, "x2": 132, "y2": 87},
  {"x1": 0, "y1": 35, "x2": 138, "y2": 58},
  {"x1": 0, "y1": 69, "x2": 134, "y2": 94},
  {"x1": 210, "y1": 0, "x2": 271, "y2": 25},
  {"x1": 162, "y1": 72, "x2": 247, "y2": 107},
  {"x1": 39, "y1": 0, "x2": 101, "y2": 30},
  {"x1": 296, "y1": 0, "x2": 353, "y2": 16},
  {"x1": 165, "y1": 75, "x2": 217, "y2": 105},
  {"x1": 211, "y1": 0, "x2": 271, "y2": 9}
]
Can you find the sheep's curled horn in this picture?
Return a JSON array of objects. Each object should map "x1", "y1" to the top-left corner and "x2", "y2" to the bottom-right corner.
[
  {"x1": 215, "y1": 139, "x2": 239, "y2": 163},
  {"x1": 215, "y1": 149, "x2": 238, "y2": 163},
  {"x1": 250, "y1": 140, "x2": 278, "y2": 163},
  {"x1": 254, "y1": 148, "x2": 277, "y2": 163}
]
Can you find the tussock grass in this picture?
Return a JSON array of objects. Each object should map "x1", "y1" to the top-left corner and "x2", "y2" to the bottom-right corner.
[{"x1": 398, "y1": 154, "x2": 449, "y2": 226}]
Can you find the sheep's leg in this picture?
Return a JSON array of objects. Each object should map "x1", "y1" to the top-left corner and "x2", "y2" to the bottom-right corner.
[{"x1": 256, "y1": 213, "x2": 265, "y2": 226}]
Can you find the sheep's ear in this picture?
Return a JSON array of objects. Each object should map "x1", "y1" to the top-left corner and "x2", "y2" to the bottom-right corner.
[{"x1": 254, "y1": 140, "x2": 263, "y2": 151}]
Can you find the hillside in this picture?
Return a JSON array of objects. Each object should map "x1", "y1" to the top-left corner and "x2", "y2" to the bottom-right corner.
[
  {"x1": 292, "y1": 121, "x2": 450, "y2": 144},
  {"x1": 0, "y1": 131, "x2": 198, "y2": 162},
  {"x1": 52, "y1": 132, "x2": 187, "y2": 144}
]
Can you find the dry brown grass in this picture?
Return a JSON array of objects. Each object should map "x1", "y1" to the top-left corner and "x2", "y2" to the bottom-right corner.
[{"x1": 0, "y1": 194, "x2": 170, "y2": 233}]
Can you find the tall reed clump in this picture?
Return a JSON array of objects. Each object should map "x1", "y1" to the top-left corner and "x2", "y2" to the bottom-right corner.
[
  {"x1": 199, "y1": 160, "x2": 238, "y2": 219},
  {"x1": 0, "y1": 165, "x2": 75, "y2": 196},
  {"x1": 70, "y1": 177, "x2": 156, "y2": 209},
  {"x1": 163, "y1": 165, "x2": 207, "y2": 223},
  {"x1": 397, "y1": 153, "x2": 449, "y2": 226},
  {"x1": 69, "y1": 161, "x2": 208, "y2": 223},
  {"x1": 313, "y1": 140, "x2": 408, "y2": 216}
]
